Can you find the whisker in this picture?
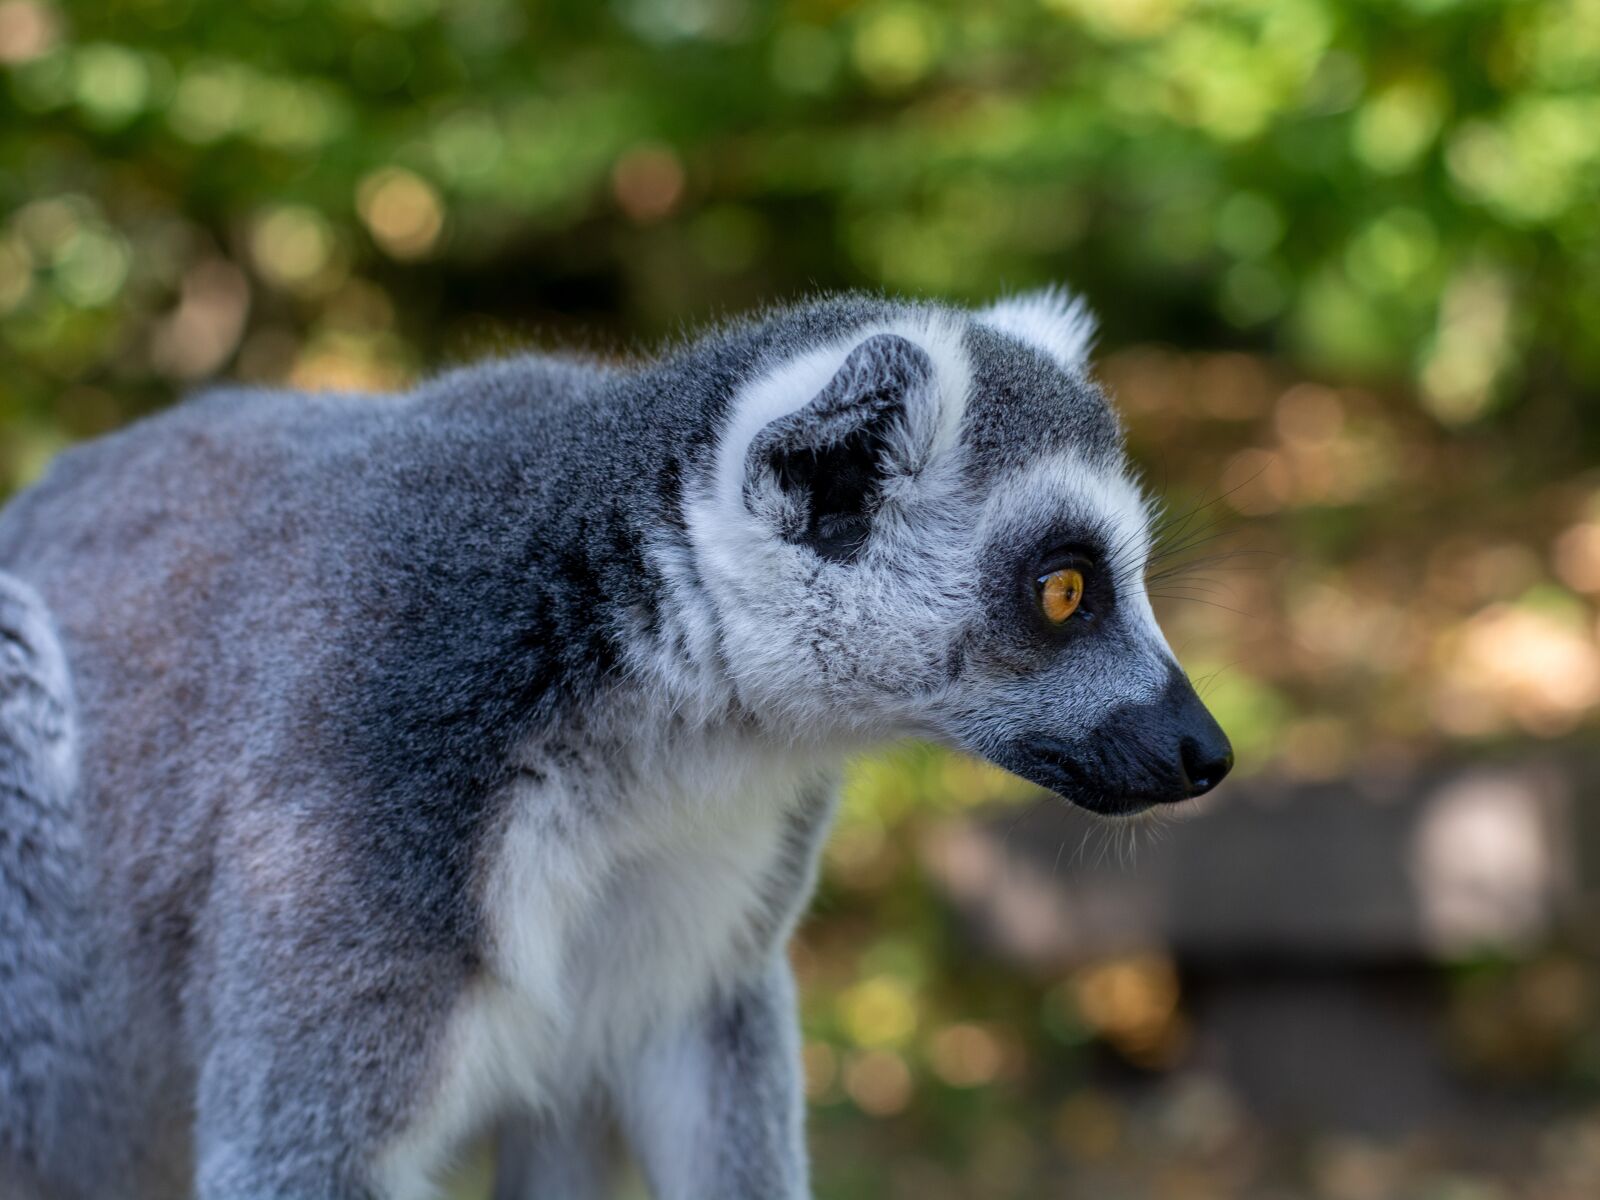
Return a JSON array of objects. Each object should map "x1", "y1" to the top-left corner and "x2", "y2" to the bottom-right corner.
[
  {"x1": 1147, "y1": 578, "x2": 1235, "y2": 598},
  {"x1": 1145, "y1": 547, "x2": 1279, "y2": 584},
  {"x1": 1147, "y1": 593, "x2": 1252, "y2": 617},
  {"x1": 1070, "y1": 824, "x2": 1096, "y2": 868},
  {"x1": 1190, "y1": 661, "x2": 1241, "y2": 699}
]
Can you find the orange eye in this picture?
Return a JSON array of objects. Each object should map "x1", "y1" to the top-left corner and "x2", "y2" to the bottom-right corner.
[{"x1": 1038, "y1": 567, "x2": 1085, "y2": 624}]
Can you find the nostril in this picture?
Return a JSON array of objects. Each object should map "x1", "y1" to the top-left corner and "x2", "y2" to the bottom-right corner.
[{"x1": 1179, "y1": 737, "x2": 1234, "y2": 797}]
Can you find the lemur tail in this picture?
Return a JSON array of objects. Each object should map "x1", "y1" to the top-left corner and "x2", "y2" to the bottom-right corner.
[
  {"x1": 0, "y1": 572, "x2": 98, "y2": 1198},
  {"x1": 0, "y1": 573, "x2": 76, "y2": 813}
]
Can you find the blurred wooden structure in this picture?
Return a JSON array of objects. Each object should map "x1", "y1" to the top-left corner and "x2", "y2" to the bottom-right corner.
[{"x1": 922, "y1": 752, "x2": 1600, "y2": 1134}]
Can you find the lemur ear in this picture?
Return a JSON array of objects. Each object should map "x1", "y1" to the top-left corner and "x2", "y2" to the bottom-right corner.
[
  {"x1": 980, "y1": 285, "x2": 1097, "y2": 373},
  {"x1": 745, "y1": 332, "x2": 935, "y2": 563}
]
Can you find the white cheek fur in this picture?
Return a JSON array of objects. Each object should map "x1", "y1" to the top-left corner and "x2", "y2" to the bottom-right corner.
[
  {"x1": 682, "y1": 312, "x2": 976, "y2": 740},
  {"x1": 680, "y1": 302, "x2": 1172, "y2": 744}
]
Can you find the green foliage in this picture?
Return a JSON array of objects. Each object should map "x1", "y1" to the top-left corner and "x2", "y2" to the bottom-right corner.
[{"x1": 6, "y1": 0, "x2": 1600, "y2": 493}]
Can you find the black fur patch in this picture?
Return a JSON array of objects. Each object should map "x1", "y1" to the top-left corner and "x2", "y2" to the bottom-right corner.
[{"x1": 747, "y1": 333, "x2": 933, "y2": 564}]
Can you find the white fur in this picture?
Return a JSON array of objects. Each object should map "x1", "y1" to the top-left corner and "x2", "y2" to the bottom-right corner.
[
  {"x1": 615, "y1": 956, "x2": 803, "y2": 1199},
  {"x1": 986, "y1": 448, "x2": 1169, "y2": 677},
  {"x1": 685, "y1": 313, "x2": 977, "y2": 741},
  {"x1": 373, "y1": 726, "x2": 828, "y2": 1199},
  {"x1": 619, "y1": 313, "x2": 971, "y2": 736},
  {"x1": 708, "y1": 310, "x2": 972, "y2": 525},
  {"x1": 686, "y1": 312, "x2": 1166, "y2": 749},
  {"x1": 980, "y1": 286, "x2": 1098, "y2": 373},
  {"x1": 375, "y1": 295, "x2": 1179, "y2": 1198},
  {"x1": 988, "y1": 451, "x2": 1154, "y2": 606}
]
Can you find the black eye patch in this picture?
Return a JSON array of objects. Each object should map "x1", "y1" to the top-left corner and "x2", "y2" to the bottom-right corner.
[{"x1": 1018, "y1": 532, "x2": 1117, "y2": 639}]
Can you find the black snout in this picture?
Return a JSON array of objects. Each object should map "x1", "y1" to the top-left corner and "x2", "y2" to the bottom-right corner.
[
  {"x1": 997, "y1": 664, "x2": 1234, "y2": 814},
  {"x1": 1179, "y1": 730, "x2": 1233, "y2": 797}
]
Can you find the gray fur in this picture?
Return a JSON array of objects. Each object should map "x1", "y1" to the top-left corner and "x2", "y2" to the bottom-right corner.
[
  {"x1": 492, "y1": 1109, "x2": 616, "y2": 1200},
  {"x1": 0, "y1": 575, "x2": 111, "y2": 1200},
  {"x1": 0, "y1": 291, "x2": 1228, "y2": 1198}
]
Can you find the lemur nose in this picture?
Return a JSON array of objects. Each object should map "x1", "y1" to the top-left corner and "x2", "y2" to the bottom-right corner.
[{"x1": 1179, "y1": 735, "x2": 1233, "y2": 797}]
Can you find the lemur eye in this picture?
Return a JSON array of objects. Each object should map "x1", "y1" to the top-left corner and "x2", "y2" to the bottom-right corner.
[{"x1": 1038, "y1": 567, "x2": 1086, "y2": 624}]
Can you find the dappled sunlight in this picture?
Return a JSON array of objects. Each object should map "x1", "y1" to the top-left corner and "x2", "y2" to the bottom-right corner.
[{"x1": 1410, "y1": 770, "x2": 1561, "y2": 955}]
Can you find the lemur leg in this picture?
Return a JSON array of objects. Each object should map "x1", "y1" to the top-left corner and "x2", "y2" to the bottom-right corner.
[
  {"x1": 192, "y1": 977, "x2": 454, "y2": 1200},
  {"x1": 616, "y1": 960, "x2": 808, "y2": 1200},
  {"x1": 491, "y1": 1110, "x2": 616, "y2": 1200},
  {"x1": 193, "y1": 1049, "x2": 380, "y2": 1200},
  {"x1": 190, "y1": 863, "x2": 468, "y2": 1200}
]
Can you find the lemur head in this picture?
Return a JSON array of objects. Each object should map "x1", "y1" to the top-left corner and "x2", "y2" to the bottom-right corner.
[{"x1": 685, "y1": 289, "x2": 1232, "y2": 815}]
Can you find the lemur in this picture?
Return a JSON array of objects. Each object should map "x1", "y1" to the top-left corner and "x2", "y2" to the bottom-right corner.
[{"x1": 0, "y1": 290, "x2": 1231, "y2": 1199}]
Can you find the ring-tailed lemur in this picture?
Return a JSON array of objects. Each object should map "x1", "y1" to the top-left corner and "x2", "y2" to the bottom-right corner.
[{"x1": 0, "y1": 290, "x2": 1231, "y2": 1200}]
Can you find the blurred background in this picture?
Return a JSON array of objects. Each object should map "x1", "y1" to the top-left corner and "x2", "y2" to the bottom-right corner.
[{"x1": 4, "y1": 0, "x2": 1600, "y2": 1196}]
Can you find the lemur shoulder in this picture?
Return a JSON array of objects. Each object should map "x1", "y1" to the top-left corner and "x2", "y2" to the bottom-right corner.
[{"x1": 0, "y1": 290, "x2": 1231, "y2": 1199}]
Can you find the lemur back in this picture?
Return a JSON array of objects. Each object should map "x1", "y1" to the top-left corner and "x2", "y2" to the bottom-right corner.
[{"x1": 0, "y1": 292, "x2": 1230, "y2": 1199}]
